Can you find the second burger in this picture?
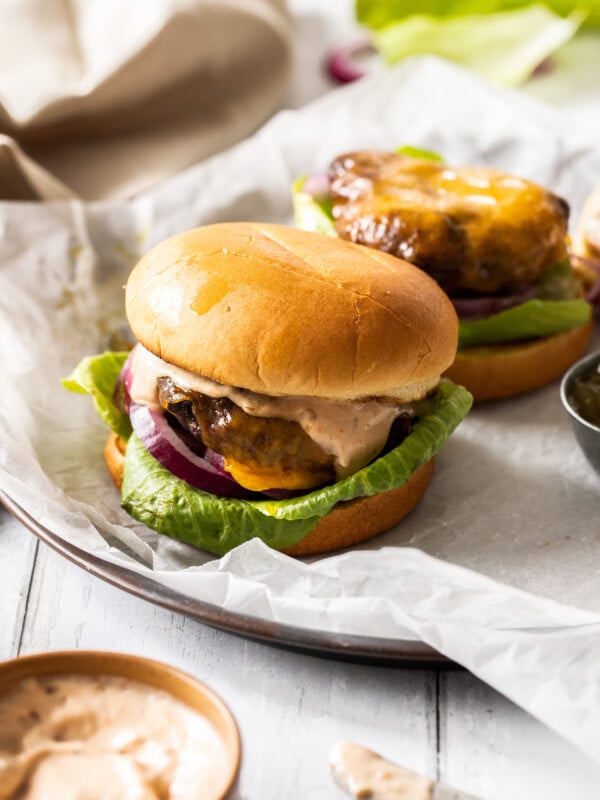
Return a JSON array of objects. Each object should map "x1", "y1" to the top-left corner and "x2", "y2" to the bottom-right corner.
[{"x1": 294, "y1": 150, "x2": 593, "y2": 402}]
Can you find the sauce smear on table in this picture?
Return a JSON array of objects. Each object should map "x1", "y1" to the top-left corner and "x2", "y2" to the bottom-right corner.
[{"x1": 330, "y1": 741, "x2": 434, "y2": 799}]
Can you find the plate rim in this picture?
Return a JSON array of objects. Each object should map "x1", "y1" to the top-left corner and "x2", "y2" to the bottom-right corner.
[{"x1": 1, "y1": 491, "x2": 449, "y2": 666}]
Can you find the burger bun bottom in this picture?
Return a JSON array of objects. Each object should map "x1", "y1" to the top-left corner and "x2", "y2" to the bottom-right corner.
[
  {"x1": 104, "y1": 433, "x2": 434, "y2": 556},
  {"x1": 444, "y1": 319, "x2": 593, "y2": 403}
]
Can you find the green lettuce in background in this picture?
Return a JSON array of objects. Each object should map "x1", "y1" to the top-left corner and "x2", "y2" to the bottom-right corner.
[
  {"x1": 357, "y1": 0, "x2": 600, "y2": 29},
  {"x1": 355, "y1": 1, "x2": 594, "y2": 86},
  {"x1": 292, "y1": 180, "x2": 591, "y2": 347},
  {"x1": 458, "y1": 298, "x2": 591, "y2": 347},
  {"x1": 395, "y1": 145, "x2": 444, "y2": 162},
  {"x1": 291, "y1": 177, "x2": 337, "y2": 238},
  {"x1": 64, "y1": 352, "x2": 472, "y2": 555}
]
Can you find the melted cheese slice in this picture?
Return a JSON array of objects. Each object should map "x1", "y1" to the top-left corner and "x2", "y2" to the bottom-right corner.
[{"x1": 222, "y1": 458, "x2": 330, "y2": 492}]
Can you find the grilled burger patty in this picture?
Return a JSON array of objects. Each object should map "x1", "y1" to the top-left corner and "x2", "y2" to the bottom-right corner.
[
  {"x1": 329, "y1": 151, "x2": 569, "y2": 296},
  {"x1": 157, "y1": 376, "x2": 416, "y2": 492},
  {"x1": 158, "y1": 376, "x2": 336, "y2": 488}
]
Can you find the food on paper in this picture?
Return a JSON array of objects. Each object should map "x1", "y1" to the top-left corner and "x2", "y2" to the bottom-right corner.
[{"x1": 64, "y1": 222, "x2": 471, "y2": 555}]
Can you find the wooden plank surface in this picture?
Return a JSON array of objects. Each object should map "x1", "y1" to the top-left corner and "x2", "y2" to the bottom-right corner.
[
  {"x1": 4, "y1": 510, "x2": 600, "y2": 797},
  {"x1": 0, "y1": 508, "x2": 38, "y2": 660},
  {"x1": 440, "y1": 672, "x2": 600, "y2": 800},
  {"x1": 4, "y1": 514, "x2": 600, "y2": 799}
]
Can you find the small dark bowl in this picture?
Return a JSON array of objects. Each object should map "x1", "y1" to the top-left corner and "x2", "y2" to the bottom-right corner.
[{"x1": 561, "y1": 350, "x2": 600, "y2": 474}]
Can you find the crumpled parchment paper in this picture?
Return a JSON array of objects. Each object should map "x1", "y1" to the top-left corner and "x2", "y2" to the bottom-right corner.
[{"x1": 0, "y1": 0, "x2": 291, "y2": 200}]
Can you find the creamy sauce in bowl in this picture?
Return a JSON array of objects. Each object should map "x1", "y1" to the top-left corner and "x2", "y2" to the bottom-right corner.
[{"x1": 0, "y1": 674, "x2": 232, "y2": 800}]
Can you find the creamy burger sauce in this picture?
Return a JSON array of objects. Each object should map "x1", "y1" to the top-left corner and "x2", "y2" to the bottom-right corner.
[
  {"x1": 129, "y1": 344, "x2": 413, "y2": 477},
  {"x1": 330, "y1": 741, "x2": 434, "y2": 800},
  {"x1": 0, "y1": 674, "x2": 231, "y2": 800}
]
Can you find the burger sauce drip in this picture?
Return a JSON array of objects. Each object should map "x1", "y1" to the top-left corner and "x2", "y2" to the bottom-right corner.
[{"x1": 128, "y1": 345, "x2": 413, "y2": 477}]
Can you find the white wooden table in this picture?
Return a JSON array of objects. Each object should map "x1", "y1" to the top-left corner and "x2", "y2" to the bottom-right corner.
[
  {"x1": 3, "y1": 2, "x2": 600, "y2": 797},
  {"x1": 2, "y1": 506, "x2": 600, "y2": 799}
]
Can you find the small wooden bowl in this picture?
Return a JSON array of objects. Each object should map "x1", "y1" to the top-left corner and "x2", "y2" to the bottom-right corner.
[{"x1": 0, "y1": 650, "x2": 241, "y2": 799}]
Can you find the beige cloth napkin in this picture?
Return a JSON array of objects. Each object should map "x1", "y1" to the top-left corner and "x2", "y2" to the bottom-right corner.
[{"x1": 0, "y1": 0, "x2": 291, "y2": 200}]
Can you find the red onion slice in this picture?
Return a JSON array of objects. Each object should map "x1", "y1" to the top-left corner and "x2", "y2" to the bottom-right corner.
[
  {"x1": 204, "y1": 448, "x2": 227, "y2": 474},
  {"x1": 327, "y1": 38, "x2": 376, "y2": 83},
  {"x1": 531, "y1": 56, "x2": 554, "y2": 77},
  {"x1": 301, "y1": 174, "x2": 331, "y2": 198},
  {"x1": 452, "y1": 286, "x2": 537, "y2": 320},
  {"x1": 129, "y1": 402, "x2": 256, "y2": 499},
  {"x1": 113, "y1": 351, "x2": 134, "y2": 414}
]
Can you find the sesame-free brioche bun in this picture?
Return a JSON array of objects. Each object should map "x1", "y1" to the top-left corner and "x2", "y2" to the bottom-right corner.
[
  {"x1": 444, "y1": 317, "x2": 592, "y2": 402},
  {"x1": 104, "y1": 432, "x2": 434, "y2": 556},
  {"x1": 126, "y1": 222, "x2": 458, "y2": 401}
]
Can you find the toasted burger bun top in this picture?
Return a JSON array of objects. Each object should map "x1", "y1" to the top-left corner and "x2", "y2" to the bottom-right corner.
[{"x1": 126, "y1": 222, "x2": 458, "y2": 400}]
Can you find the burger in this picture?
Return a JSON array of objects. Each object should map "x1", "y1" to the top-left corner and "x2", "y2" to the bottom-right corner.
[
  {"x1": 64, "y1": 222, "x2": 471, "y2": 556},
  {"x1": 294, "y1": 150, "x2": 594, "y2": 402}
]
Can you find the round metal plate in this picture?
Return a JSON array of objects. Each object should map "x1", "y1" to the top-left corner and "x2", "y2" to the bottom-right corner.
[{"x1": 1, "y1": 492, "x2": 449, "y2": 666}]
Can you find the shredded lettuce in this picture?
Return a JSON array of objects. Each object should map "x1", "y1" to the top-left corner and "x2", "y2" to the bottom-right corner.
[
  {"x1": 356, "y1": 3, "x2": 585, "y2": 86},
  {"x1": 64, "y1": 351, "x2": 472, "y2": 555}
]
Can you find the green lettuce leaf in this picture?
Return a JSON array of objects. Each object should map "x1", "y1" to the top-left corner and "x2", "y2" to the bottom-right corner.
[
  {"x1": 292, "y1": 177, "x2": 337, "y2": 237},
  {"x1": 63, "y1": 351, "x2": 132, "y2": 441},
  {"x1": 356, "y1": 0, "x2": 600, "y2": 29},
  {"x1": 360, "y1": 5, "x2": 584, "y2": 86},
  {"x1": 121, "y1": 381, "x2": 472, "y2": 555},
  {"x1": 458, "y1": 299, "x2": 591, "y2": 347},
  {"x1": 395, "y1": 145, "x2": 444, "y2": 161}
]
